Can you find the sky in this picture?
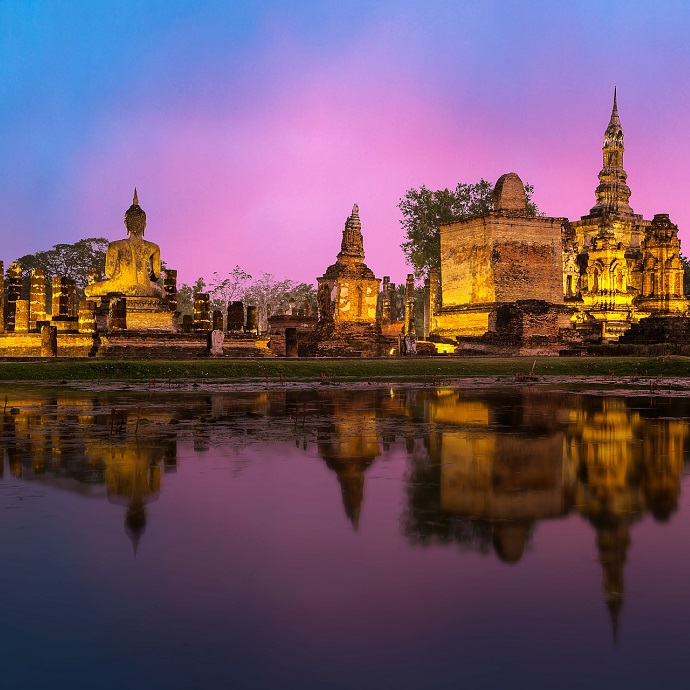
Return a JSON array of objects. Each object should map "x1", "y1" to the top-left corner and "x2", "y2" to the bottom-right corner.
[{"x1": 2, "y1": 0, "x2": 690, "y2": 287}]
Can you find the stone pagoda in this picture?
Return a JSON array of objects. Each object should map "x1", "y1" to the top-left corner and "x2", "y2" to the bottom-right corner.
[{"x1": 316, "y1": 204, "x2": 382, "y2": 356}]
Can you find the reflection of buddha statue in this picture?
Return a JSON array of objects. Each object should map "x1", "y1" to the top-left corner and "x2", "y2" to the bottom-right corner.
[{"x1": 85, "y1": 189, "x2": 163, "y2": 299}]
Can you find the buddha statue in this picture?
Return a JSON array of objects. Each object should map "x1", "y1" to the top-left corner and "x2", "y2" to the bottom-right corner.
[{"x1": 85, "y1": 189, "x2": 163, "y2": 299}]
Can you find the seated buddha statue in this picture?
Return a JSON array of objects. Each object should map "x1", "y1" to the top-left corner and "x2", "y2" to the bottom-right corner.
[{"x1": 85, "y1": 189, "x2": 163, "y2": 299}]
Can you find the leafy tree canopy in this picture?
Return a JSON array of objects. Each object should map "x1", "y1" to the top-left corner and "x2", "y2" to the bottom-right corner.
[
  {"x1": 15, "y1": 237, "x2": 109, "y2": 291},
  {"x1": 399, "y1": 180, "x2": 539, "y2": 279}
]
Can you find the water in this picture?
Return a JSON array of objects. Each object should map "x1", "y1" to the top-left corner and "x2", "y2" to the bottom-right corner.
[{"x1": 1, "y1": 384, "x2": 690, "y2": 689}]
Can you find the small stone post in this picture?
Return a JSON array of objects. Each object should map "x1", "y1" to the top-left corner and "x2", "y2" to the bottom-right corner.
[{"x1": 193, "y1": 293, "x2": 211, "y2": 331}]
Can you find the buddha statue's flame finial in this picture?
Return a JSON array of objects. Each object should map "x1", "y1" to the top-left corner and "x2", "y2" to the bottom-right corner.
[{"x1": 133, "y1": 187, "x2": 139, "y2": 206}]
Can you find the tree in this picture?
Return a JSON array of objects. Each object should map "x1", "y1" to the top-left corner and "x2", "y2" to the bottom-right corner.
[
  {"x1": 14, "y1": 237, "x2": 109, "y2": 298},
  {"x1": 208, "y1": 266, "x2": 252, "y2": 315},
  {"x1": 242, "y1": 274, "x2": 318, "y2": 332},
  {"x1": 399, "y1": 180, "x2": 539, "y2": 279},
  {"x1": 176, "y1": 277, "x2": 206, "y2": 316}
]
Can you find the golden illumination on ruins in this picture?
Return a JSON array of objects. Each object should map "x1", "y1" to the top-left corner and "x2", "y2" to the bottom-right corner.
[{"x1": 428, "y1": 89, "x2": 688, "y2": 350}]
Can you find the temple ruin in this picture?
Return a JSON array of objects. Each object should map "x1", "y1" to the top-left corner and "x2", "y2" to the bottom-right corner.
[{"x1": 427, "y1": 90, "x2": 689, "y2": 351}]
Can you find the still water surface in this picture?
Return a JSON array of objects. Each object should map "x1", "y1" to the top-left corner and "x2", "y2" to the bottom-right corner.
[{"x1": 1, "y1": 385, "x2": 690, "y2": 689}]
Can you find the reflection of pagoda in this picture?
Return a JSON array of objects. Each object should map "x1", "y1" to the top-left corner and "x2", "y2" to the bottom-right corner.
[
  {"x1": 317, "y1": 394, "x2": 381, "y2": 530},
  {"x1": 404, "y1": 390, "x2": 688, "y2": 640}
]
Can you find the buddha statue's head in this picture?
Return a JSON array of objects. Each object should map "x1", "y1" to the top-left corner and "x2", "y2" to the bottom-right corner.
[{"x1": 124, "y1": 188, "x2": 146, "y2": 237}]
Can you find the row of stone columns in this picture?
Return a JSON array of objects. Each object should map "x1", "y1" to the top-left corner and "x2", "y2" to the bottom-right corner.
[
  {"x1": 189, "y1": 295, "x2": 259, "y2": 334},
  {"x1": 1, "y1": 262, "x2": 78, "y2": 334}
]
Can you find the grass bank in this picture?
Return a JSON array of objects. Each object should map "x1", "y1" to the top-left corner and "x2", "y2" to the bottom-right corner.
[{"x1": 1, "y1": 356, "x2": 690, "y2": 382}]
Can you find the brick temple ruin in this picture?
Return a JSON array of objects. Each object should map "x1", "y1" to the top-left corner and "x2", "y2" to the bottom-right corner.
[
  {"x1": 0, "y1": 91, "x2": 687, "y2": 358},
  {"x1": 427, "y1": 90, "x2": 689, "y2": 354}
]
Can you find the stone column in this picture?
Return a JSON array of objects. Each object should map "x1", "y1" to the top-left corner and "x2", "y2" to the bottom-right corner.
[
  {"x1": 0, "y1": 260, "x2": 4, "y2": 333},
  {"x1": 212, "y1": 310, "x2": 224, "y2": 331},
  {"x1": 193, "y1": 293, "x2": 211, "y2": 331},
  {"x1": 388, "y1": 281, "x2": 397, "y2": 322},
  {"x1": 5, "y1": 262, "x2": 22, "y2": 333},
  {"x1": 41, "y1": 325, "x2": 58, "y2": 357},
  {"x1": 78, "y1": 302, "x2": 96, "y2": 333},
  {"x1": 285, "y1": 327, "x2": 298, "y2": 357},
  {"x1": 14, "y1": 299, "x2": 30, "y2": 333},
  {"x1": 404, "y1": 274, "x2": 416, "y2": 335},
  {"x1": 246, "y1": 305, "x2": 258, "y2": 334},
  {"x1": 181, "y1": 314, "x2": 193, "y2": 333},
  {"x1": 30, "y1": 269, "x2": 48, "y2": 332},
  {"x1": 110, "y1": 297, "x2": 127, "y2": 330},
  {"x1": 423, "y1": 277, "x2": 430, "y2": 340},
  {"x1": 227, "y1": 301, "x2": 244, "y2": 331},
  {"x1": 381, "y1": 276, "x2": 391, "y2": 323},
  {"x1": 163, "y1": 269, "x2": 178, "y2": 313},
  {"x1": 52, "y1": 277, "x2": 73, "y2": 319},
  {"x1": 429, "y1": 268, "x2": 439, "y2": 335}
]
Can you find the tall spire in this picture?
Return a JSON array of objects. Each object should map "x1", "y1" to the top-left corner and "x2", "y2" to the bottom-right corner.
[
  {"x1": 133, "y1": 187, "x2": 139, "y2": 206},
  {"x1": 589, "y1": 89, "x2": 633, "y2": 216}
]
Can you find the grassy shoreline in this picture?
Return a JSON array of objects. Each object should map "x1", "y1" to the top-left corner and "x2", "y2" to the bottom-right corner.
[{"x1": 1, "y1": 356, "x2": 690, "y2": 382}]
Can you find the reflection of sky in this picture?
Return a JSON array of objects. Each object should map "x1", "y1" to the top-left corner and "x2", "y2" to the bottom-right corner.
[
  {"x1": 3, "y1": 2, "x2": 690, "y2": 286},
  {"x1": 3, "y1": 439, "x2": 690, "y2": 689}
]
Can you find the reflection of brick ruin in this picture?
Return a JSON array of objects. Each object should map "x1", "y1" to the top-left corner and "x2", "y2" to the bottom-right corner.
[{"x1": 407, "y1": 389, "x2": 687, "y2": 638}]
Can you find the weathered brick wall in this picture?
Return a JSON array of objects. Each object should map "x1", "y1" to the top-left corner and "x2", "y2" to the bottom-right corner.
[{"x1": 440, "y1": 215, "x2": 564, "y2": 310}]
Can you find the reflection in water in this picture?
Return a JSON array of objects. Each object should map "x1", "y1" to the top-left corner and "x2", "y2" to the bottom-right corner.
[
  {"x1": 1, "y1": 386, "x2": 688, "y2": 641},
  {"x1": 404, "y1": 390, "x2": 688, "y2": 639}
]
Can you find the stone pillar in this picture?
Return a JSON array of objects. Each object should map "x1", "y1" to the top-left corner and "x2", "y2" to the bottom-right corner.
[
  {"x1": 181, "y1": 314, "x2": 193, "y2": 333},
  {"x1": 41, "y1": 325, "x2": 58, "y2": 357},
  {"x1": 381, "y1": 276, "x2": 391, "y2": 323},
  {"x1": 212, "y1": 310, "x2": 224, "y2": 331},
  {"x1": 227, "y1": 301, "x2": 244, "y2": 331},
  {"x1": 285, "y1": 327, "x2": 298, "y2": 357},
  {"x1": 423, "y1": 277, "x2": 430, "y2": 339},
  {"x1": 52, "y1": 277, "x2": 76, "y2": 320},
  {"x1": 246, "y1": 305, "x2": 258, "y2": 334},
  {"x1": 193, "y1": 293, "x2": 211, "y2": 331},
  {"x1": 78, "y1": 302, "x2": 96, "y2": 333},
  {"x1": 110, "y1": 297, "x2": 127, "y2": 330},
  {"x1": 0, "y1": 260, "x2": 4, "y2": 333},
  {"x1": 163, "y1": 269, "x2": 178, "y2": 313},
  {"x1": 29, "y1": 269, "x2": 48, "y2": 332},
  {"x1": 5, "y1": 262, "x2": 22, "y2": 333},
  {"x1": 388, "y1": 281, "x2": 397, "y2": 322},
  {"x1": 14, "y1": 299, "x2": 29, "y2": 333},
  {"x1": 404, "y1": 274, "x2": 415, "y2": 335},
  {"x1": 429, "y1": 268, "x2": 439, "y2": 335}
]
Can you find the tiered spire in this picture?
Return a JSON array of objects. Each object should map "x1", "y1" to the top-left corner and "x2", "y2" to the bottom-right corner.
[
  {"x1": 338, "y1": 203, "x2": 365, "y2": 260},
  {"x1": 590, "y1": 88, "x2": 634, "y2": 216}
]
